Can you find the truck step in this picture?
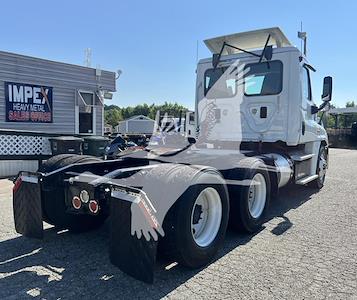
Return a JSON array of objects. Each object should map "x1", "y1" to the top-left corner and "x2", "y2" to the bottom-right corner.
[
  {"x1": 295, "y1": 174, "x2": 318, "y2": 185},
  {"x1": 290, "y1": 153, "x2": 314, "y2": 162}
]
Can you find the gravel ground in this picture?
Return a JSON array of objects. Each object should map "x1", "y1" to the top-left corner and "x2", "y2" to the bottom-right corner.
[{"x1": 0, "y1": 148, "x2": 356, "y2": 299}]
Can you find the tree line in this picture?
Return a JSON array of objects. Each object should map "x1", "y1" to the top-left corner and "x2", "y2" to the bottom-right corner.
[
  {"x1": 105, "y1": 100, "x2": 357, "y2": 129},
  {"x1": 104, "y1": 102, "x2": 189, "y2": 127}
]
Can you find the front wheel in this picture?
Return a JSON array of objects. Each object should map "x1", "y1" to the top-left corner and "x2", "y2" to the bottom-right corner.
[{"x1": 309, "y1": 145, "x2": 328, "y2": 189}]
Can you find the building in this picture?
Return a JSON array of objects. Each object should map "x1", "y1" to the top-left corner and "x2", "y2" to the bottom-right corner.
[
  {"x1": 116, "y1": 115, "x2": 155, "y2": 134},
  {"x1": 104, "y1": 123, "x2": 113, "y2": 134},
  {"x1": 0, "y1": 50, "x2": 116, "y2": 135},
  {"x1": 0, "y1": 50, "x2": 116, "y2": 177}
]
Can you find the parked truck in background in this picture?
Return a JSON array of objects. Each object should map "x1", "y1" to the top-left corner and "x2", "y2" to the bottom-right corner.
[{"x1": 12, "y1": 27, "x2": 332, "y2": 283}]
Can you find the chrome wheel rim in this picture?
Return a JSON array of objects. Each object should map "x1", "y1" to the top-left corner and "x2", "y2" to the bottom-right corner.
[
  {"x1": 318, "y1": 150, "x2": 327, "y2": 182},
  {"x1": 248, "y1": 173, "x2": 267, "y2": 219},
  {"x1": 191, "y1": 187, "x2": 222, "y2": 247}
]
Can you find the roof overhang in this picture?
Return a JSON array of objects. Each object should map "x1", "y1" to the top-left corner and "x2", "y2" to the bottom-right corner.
[
  {"x1": 204, "y1": 27, "x2": 292, "y2": 55},
  {"x1": 329, "y1": 107, "x2": 357, "y2": 115}
]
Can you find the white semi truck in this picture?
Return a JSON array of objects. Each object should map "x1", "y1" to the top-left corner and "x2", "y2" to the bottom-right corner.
[{"x1": 12, "y1": 27, "x2": 332, "y2": 283}]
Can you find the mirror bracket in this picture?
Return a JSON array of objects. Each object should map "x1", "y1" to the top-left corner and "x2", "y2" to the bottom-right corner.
[
  {"x1": 212, "y1": 53, "x2": 220, "y2": 69},
  {"x1": 311, "y1": 105, "x2": 319, "y2": 115},
  {"x1": 187, "y1": 137, "x2": 196, "y2": 144}
]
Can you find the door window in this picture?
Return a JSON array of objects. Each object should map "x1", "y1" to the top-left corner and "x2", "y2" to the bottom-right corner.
[{"x1": 302, "y1": 67, "x2": 312, "y2": 101}]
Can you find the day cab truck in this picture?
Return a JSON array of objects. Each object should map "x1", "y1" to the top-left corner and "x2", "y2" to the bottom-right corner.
[{"x1": 12, "y1": 27, "x2": 332, "y2": 283}]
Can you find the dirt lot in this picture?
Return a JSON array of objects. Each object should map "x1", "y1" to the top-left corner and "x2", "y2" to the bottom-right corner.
[{"x1": 0, "y1": 148, "x2": 356, "y2": 299}]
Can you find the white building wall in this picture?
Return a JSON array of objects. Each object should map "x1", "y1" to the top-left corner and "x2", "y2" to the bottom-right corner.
[
  {"x1": 0, "y1": 160, "x2": 39, "y2": 178},
  {"x1": 0, "y1": 50, "x2": 116, "y2": 134}
]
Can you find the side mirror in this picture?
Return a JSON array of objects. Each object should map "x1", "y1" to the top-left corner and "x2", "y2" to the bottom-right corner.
[
  {"x1": 212, "y1": 53, "x2": 220, "y2": 69},
  {"x1": 321, "y1": 76, "x2": 332, "y2": 102}
]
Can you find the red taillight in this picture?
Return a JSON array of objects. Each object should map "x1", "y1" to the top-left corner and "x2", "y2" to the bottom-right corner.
[
  {"x1": 89, "y1": 200, "x2": 99, "y2": 214},
  {"x1": 72, "y1": 196, "x2": 82, "y2": 209},
  {"x1": 13, "y1": 177, "x2": 23, "y2": 193}
]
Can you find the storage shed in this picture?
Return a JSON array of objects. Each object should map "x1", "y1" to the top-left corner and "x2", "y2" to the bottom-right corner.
[{"x1": 116, "y1": 115, "x2": 155, "y2": 134}]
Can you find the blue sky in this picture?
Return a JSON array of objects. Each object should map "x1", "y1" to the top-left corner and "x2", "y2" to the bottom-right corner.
[{"x1": 0, "y1": 0, "x2": 355, "y2": 109}]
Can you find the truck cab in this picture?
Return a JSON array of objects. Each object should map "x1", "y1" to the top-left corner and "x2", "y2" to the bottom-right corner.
[{"x1": 195, "y1": 27, "x2": 329, "y2": 149}]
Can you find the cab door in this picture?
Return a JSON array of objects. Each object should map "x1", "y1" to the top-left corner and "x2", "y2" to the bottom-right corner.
[
  {"x1": 240, "y1": 60, "x2": 285, "y2": 141},
  {"x1": 300, "y1": 64, "x2": 318, "y2": 142}
]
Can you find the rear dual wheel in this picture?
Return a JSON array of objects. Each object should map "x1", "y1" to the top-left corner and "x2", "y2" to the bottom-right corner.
[
  {"x1": 39, "y1": 154, "x2": 107, "y2": 232},
  {"x1": 247, "y1": 173, "x2": 267, "y2": 219},
  {"x1": 160, "y1": 169, "x2": 229, "y2": 268},
  {"x1": 229, "y1": 158, "x2": 271, "y2": 233},
  {"x1": 191, "y1": 187, "x2": 223, "y2": 248},
  {"x1": 160, "y1": 160, "x2": 270, "y2": 268}
]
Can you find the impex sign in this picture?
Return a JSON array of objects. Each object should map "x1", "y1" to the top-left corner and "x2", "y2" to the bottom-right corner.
[{"x1": 5, "y1": 82, "x2": 53, "y2": 123}]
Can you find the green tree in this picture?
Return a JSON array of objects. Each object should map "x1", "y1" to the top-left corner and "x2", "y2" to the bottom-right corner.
[
  {"x1": 104, "y1": 107, "x2": 123, "y2": 127},
  {"x1": 346, "y1": 101, "x2": 356, "y2": 108}
]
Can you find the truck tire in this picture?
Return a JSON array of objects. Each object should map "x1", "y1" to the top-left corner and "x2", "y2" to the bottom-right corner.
[
  {"x1": 309, "y1": 145, "x2": 328, "y2": 189},
  {"x1": 39, "y1": 154, "x2": 107, "y2": 232},
  {"x1": 38, "y1": 154, "x2": 79, "y2": 173},
  {"x1": 160, "y1": 169, "x2": 229, "y2": 269},
  {"x1": 229, "y1": 158, "x2": 271, "y2": 233}
]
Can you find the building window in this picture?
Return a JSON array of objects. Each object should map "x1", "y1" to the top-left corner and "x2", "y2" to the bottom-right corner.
[{"x1": 78, "y1": 91, "x2": 94, "y2": 134}]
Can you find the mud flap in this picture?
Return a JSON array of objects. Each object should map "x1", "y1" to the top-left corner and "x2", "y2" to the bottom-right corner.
[
  {"x1": 13, "y1": 172, "x2": 43, "y2": 239},
  {"x1": 109, "y1": 196, "x2": 157, "y2": 284}
]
